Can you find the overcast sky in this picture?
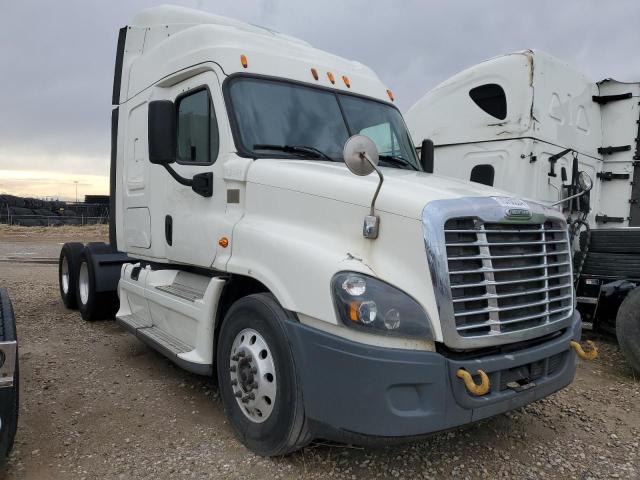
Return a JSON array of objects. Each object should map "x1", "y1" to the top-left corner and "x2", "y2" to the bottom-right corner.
[{"x1": 1, "y1": 0, "x2": 639, "y2": 199}]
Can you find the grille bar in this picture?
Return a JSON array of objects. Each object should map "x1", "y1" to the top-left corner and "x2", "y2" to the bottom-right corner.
[
  {"x1": 449, "y1": 260, "x2": 570, "y2": 275},
  {"x1": 452, "y1": 283, "x2": 572, "y2": 303},
  {"x1": 444, "y1": 228, "x2": 567, "y2": 234},
  {"x1": 448, "y1": 250, "x2": 570, "y2": 261},
  {"x1": 454, "y1": 294, "x2": 573, "y2": 317},
  {"x1": 446, "y1": 239, "x2": 566, "y2": 247},
  {"x1": 450, "y1": 271, "x2": 572, "y2": 289},
  {"x1": 456, "y1": 306, "x2": 573, "y2": 332}
]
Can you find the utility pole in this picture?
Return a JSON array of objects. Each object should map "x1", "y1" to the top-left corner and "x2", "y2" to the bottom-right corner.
[{"x1": 74, "y1": 181, "x2": 79, "y2": 204}]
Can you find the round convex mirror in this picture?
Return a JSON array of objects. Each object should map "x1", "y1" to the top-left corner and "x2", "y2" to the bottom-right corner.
[
  {"x1": 578, "y1": 171, "x2": 593, "y2": 192},
  {"x1": 342, "y1": 135, "x2": 379, "y2": 176}
]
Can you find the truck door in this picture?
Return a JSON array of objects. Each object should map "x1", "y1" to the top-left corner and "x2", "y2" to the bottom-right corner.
[
  {"x1": 155, "y1": 70, "x2": 229, "y2": 267},
  {"x1": 597, "y1": 80, "x2": 640, "y2": 227}
]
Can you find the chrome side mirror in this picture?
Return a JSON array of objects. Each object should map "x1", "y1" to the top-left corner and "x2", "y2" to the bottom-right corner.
[
  {"x1": 343, "y1": 135, "x2": 383, "y2": 239},
  {"x1": 343, "y1": 135, "x2": 379, "y2": 176},
  {"x1": 578, "y1": 171, "x2": 593, "y2": 192},
  {"x1": 550, "y1": 171, "x2": 593, "y2": 207}
]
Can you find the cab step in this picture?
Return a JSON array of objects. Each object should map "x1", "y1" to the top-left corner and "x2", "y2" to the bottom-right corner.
[{"x1": 116, "y1": 314, "x2": 212, "y2": 375}]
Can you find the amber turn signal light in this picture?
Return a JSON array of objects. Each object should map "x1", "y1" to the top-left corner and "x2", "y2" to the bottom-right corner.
[
  {"x1": 240, "y1": 54, "x2": 248, "y2": 68},
  {"x1": 218, "y1": 237, "x2": 229, "y2": 248},
  {"x1": 327, "y1": 72, "x2": 335, "y2": 84}
]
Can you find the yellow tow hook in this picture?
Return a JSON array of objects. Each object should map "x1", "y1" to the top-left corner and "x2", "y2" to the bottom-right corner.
[
  {"x1": 456, "y1": 369, "x2": 490, "y2": 396},
  {"x1": 570, "y1": 340, "x2": 598, "y2": 361}
]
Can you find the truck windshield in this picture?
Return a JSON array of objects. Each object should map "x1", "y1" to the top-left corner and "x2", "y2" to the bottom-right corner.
[{"x1": 226, "y1": 77, "x2": 420, "y2": 170}]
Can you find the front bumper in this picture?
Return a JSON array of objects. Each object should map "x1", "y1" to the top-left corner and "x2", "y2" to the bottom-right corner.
[{"x1": 285, "y1": 311, "x2": 581, "y2": 441}]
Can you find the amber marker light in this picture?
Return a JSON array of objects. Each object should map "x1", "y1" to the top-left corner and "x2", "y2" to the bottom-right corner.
[
  {"x1": 218, "y1": 237, "x2": 229, "y2": 248},
  {"x1": 240, "y1": 54, "x2": 248, "y2": 68},
  {"x1": 327, "y1": 72, "x2": 335, "y2": 84},
  {"x1": 349, "y1": 302, "x2": 360, "y2": 322},
  {"x1": 311, "y1": 68, "x2": 319, "y2": 80},
  {"x1": 342, "y1": 75, "x2": 351, "y2": 88},
  {"x1": 387, "y1": 89, "x2": 395, "y2": 102}
]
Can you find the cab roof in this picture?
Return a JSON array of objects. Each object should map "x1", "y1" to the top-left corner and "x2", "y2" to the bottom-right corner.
[{"x1": 118, "y1": 5, "x2": 394, "y2": 106}]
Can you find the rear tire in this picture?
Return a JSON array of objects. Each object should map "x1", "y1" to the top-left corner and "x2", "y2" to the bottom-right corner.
[
  {"x1": 58, "y1": 242, "x2": 84, "y2": 309},
  {"x1": 0, "y1": 288, "x2": 18, "y2": 462},
  {"x1": 616, "y1": 287, "x2": 640, "y2": 374},
  {"x1": 216, "y1": 293, "x2": 311, "y2": 456},
  {"x1": 76, "y1": 246, "x2": 119, "y2": 322}
]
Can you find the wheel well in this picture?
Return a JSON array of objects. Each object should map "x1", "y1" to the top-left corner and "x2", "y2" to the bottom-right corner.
[{"x1": 214, "y1": 274, "x2": 271, "y2": 356}]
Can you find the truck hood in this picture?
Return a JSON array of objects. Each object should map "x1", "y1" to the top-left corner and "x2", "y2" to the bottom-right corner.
[{"x1": 246, "y1": 159, "x2": 511, "y2": 219}]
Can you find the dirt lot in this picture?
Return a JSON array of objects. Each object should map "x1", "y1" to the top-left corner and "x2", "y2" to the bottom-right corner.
[{"x1": 0, "y1": 226, "x2": 638, "y2": 479}]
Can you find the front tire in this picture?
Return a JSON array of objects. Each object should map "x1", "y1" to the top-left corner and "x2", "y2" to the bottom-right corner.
[
  {"x1": 216, "y1": 293, "x2": 311, "y2": 456},
  {"x1": 616, "y1": 287, "x2": 640, "y2": 373}
]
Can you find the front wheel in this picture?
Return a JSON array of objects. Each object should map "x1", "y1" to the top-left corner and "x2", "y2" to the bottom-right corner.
[
  {"x1": 216, "y1": 293, "x2": 311, "y2": 456},
  {"x1": 616, "y1": 287, "x2": 640, "y2": 374}
]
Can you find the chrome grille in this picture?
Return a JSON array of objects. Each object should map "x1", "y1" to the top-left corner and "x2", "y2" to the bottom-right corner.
[{"x1": 444, "y1": 218, "x2": 573, "y2": 338}]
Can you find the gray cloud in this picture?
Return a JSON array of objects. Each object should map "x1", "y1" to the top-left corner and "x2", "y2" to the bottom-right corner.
[{"x1": 1, "y1": 0, "x2": 639, "y2": 185}]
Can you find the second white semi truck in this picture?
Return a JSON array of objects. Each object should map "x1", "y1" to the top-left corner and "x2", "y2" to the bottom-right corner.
[
  {"x1": 406, "y1": 50, "x2": 639, "y2": 374},
  {"x1": 58, "y1": 8, "x2": 596, "y2": 455}
]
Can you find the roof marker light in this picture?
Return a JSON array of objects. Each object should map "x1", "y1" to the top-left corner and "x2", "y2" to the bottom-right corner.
[
  {"x1": 240, "y1": 54, "x2": 248, "y2": 68},
  {"x1": 311, "y1": 68, "x2": 319, "y2": 80},
  {"x1": 327, "y1": 72, "x2": 335, "y2": 84},
  {"x1": 342, "y1": 76, "x2": 351, "y2": 88},
  {"x1": 387, "y1": 89, "x2": 395, "y2": 102}
]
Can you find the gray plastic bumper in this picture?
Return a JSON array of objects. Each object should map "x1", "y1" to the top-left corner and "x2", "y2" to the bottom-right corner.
[{"x1": 285, "y1": 311, "x2": 581, "y2": 440}]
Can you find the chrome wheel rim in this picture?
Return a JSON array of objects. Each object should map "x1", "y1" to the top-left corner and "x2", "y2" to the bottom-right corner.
[
  {"x1": 229, "y1": 328, "x2": 276, "y2": 423},
  {"x1": 78, "y1": 262, "x2": 89, "y2": 306},
  {"x1": 61, "y1": 256, "x2": 70, "y2": 294}
]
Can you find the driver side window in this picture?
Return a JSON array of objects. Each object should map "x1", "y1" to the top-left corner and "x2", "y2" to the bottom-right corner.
[{"x1": 176, "y1": 88, "x2": 219, "y2": 164}]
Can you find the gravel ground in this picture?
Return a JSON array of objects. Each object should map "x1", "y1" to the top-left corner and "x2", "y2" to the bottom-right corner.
[{"x1": 0, "y1": 226, "x2": 639, "y2": 479}]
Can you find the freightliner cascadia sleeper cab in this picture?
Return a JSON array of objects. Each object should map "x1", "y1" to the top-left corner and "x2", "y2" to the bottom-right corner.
[{"x1": 58, "y1": 7, "x2": 595, "y2": 455}]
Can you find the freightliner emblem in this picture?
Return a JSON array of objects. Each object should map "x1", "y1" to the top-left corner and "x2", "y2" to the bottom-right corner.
[{"x1": 493, "y1": 197, "x2": 532, "y2": 220}]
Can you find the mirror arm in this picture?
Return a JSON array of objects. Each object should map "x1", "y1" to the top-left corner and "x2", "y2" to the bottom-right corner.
[
  {"x1": 161, "y1": 164, "x2": 214, "y2": 197},
  {"x1": 362, "y1": 152, "x2": 384, "y2": 215},
  {"x1": 162, "y1": 164, "x2": 193, "y2": 187},
  {"x1": 550, "y1": 186, "x2": 591, "y2": 207}
]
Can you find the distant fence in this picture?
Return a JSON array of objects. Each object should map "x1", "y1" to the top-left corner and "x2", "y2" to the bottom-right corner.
[
  {"x1": 0, "y1": 214, "x2": 108, "y2": 227},
  {"x1": 0, "y1": 195, "x2": 110, "y2": 227}
]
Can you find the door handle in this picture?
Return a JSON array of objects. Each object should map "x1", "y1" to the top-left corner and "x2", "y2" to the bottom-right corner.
[{"x1": 165, "y1": 215, "x2": 173, "y2": 246}]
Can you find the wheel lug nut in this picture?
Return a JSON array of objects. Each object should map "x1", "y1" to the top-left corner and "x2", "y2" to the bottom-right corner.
[
  {"x1": 231, "y1": 379, "x2": 238, "y2": 386},
  {"x1": 241, "y1": 393, "x2": 255, "y2": 403},
  {"x1": 251, "y1": 367, "x2": 257, "y2": 374},
  {"x1": 245, "y1": 354, "x2": 252, "y2": 361},
  {"x1": 229, "y1": 365, "x2": 236, "y2": 372},
  {"x1": 234, "y1": 391, "x2": 242, "y2": 398},
  {"x1": 238, "y1": 351, "x2": 245, "y2": 357},
  {"x1": 231, "y1": 354, "x2": 239, "y2": 361},
  {"x1": 251, "y1": 382, "x2": 258, "y2": 389}
]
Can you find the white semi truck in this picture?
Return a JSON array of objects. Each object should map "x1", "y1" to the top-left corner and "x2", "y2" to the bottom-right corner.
[
  {"x1": 58, "y1": 8, "x2": 595, "y2": 455},
  {"x1": 406, "y1": 49, "x2": 639, "y2": 373}
]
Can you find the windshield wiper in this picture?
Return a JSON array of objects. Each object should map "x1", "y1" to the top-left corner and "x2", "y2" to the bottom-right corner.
[
  {"x1": 378, "y1": 154, "x2": 418, "y2": 171},
  {"x1": 253, "y1": 144, "x2": 335, "y2": 162}
]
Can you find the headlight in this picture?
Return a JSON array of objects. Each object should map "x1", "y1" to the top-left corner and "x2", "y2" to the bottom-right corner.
[{"x1": 331, "y1": 272, "x2": 433, "y2": 338}]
